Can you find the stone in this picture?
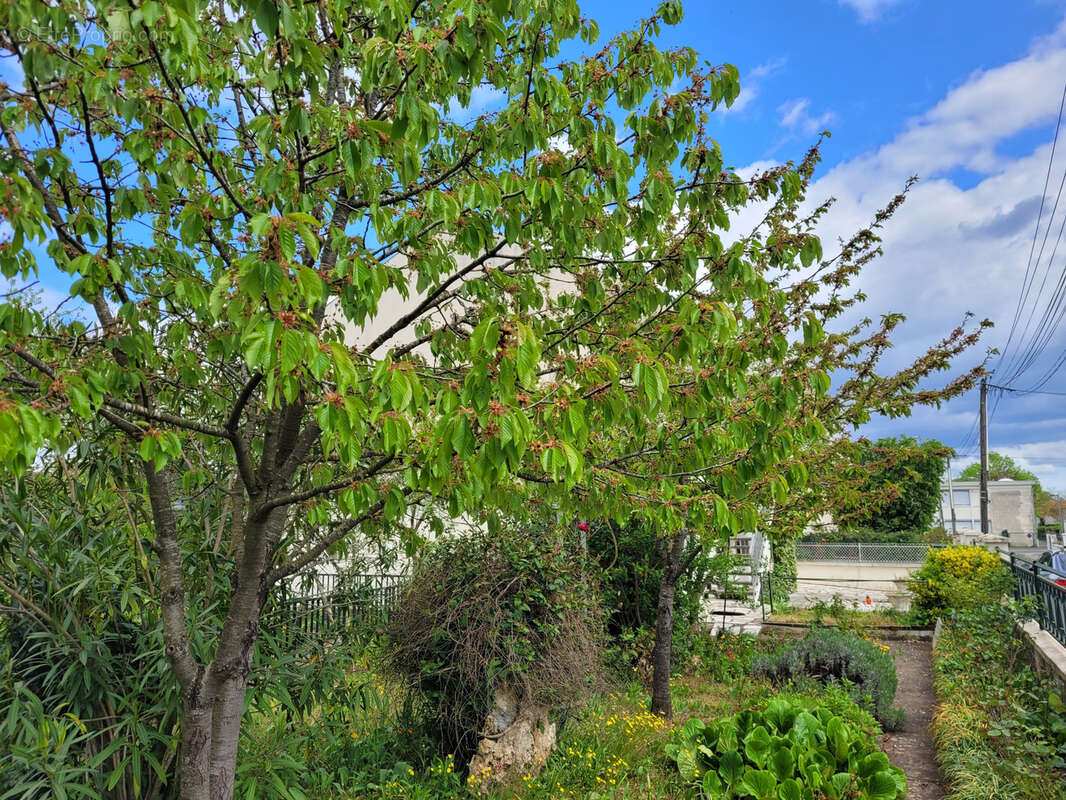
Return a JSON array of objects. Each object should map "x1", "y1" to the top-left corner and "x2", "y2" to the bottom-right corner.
[{"x1": 466, "y1": 688, "x2": 556, "y2": 793}]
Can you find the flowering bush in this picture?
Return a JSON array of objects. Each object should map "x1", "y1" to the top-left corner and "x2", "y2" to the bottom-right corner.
[
  {"x1": 491, "y1": 698, "x2": 674, "y2": 798},
  {"x1": 908, "y1": 545, "x2": 1012, "y2": 624},
  {"x1": 751, "y1": 628, "x2": 904, "y2": 731}
]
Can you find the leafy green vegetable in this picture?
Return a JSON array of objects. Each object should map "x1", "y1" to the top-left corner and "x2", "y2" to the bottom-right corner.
[{"x1": 666, "y1": 696, "x2": 906, "y2": 799}]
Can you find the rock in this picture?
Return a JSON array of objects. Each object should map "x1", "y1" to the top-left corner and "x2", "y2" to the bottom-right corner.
[{"x1": 466, "y1": 688, "x2": 556, "y2": 793}]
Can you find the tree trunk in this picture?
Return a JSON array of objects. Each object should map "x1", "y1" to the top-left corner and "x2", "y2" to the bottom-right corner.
[
  {"x1": 208, "y1": 675, "x2": 251, "y2": 800},
  {"x1": 179, "y1": 695, "x2": 212, "y2": 799},
  {"x1": 650, "y1": 531, "x2": 692, "y2": 717},
  {"x1": 176, "y1": 623, "x2": 258, "y2": 800},
  {"x1": 176, "y1": 510, "x2": 278, "y2": 800},
  {"x1": 650, "y1": 570, "x2": 677, "y2": 717}
]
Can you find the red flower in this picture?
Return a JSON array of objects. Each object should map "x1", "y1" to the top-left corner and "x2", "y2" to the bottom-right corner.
[{"x1": 577, "y1": 522, "x2": 590, "y2": 532}]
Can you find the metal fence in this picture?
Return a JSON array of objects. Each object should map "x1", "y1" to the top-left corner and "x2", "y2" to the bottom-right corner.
[
  {"x1": 266, "y1": 572, "x2": 406, "y2": 643},
  {"x1": 795, "y1": 542, "x2": 940, "y2": 563},
  {"x1": 1007, "y1": 553, "x2": 1066, "y2": 648}
]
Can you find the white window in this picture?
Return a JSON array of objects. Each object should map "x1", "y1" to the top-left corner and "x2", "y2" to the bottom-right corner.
[{"x1": 953, "y1": 489, "x2": 971, "y2": 506}]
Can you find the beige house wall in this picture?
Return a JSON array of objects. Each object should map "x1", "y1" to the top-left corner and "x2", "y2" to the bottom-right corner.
[{"x1": 940, "y1": 478, "x2": 1036, "y2": 547}]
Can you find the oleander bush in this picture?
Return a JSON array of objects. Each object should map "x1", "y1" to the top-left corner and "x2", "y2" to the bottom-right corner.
[
  {"x1": 751, "y1": 628, "x2": 904, "y2": 731},
  {"x1": 665, "y1": 695, "x2": 907, "y2": 800},
  {"x1": 908, "y1": 545, "x2": 1012, "y2": 624}
]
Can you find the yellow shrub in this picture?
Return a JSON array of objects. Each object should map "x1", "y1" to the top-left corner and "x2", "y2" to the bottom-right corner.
[{"x1": 908, "y1": 545, "x2": 1011, "y2": 623}]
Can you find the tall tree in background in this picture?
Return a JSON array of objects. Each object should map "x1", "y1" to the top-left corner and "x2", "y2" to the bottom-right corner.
[
  {"x1": 839, "y1": 437, "x2": 952, "y2": 533},
  {"x1": 0, "y1": 0, "x2": 988, "y2": 795}
]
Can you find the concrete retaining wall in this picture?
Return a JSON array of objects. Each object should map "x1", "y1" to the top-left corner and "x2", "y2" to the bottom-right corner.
[
  {"x1": 1019, "y1": 621, "x2": 1066, "y2": 694},
  {"x1": 796, "y1": 561, "x2": 919, "y2": 586}
]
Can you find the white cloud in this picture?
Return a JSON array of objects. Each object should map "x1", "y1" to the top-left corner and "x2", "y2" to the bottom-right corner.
[
  {"x1": 742, "y1": 16, "x2": 1066, "y2": 490},
  {"x1": 838, "y1": 0, "x2": 902, "y2": 24},
  {"x1": 725, "y1": 57, "x2": 787, "y2": 115},
  {"x1": 777, "y1": 98, "x2": 835, "y2": 136}
]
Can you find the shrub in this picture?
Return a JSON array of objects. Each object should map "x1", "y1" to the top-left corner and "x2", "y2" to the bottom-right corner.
[
  {"x1": 751, "y1": 628, "x2": 904, "y2": 731},
  {"x1": 665, "y1": 695, "x2": 907, "y2": 800},
  {"x1": 0, "y1": 461, "x2": 183, "y2": 800},
  {"x1": 769, "y1": 538, "x2": 798, "y2": 605},
  {"x1": 932, "y1": 602, "x2": 1066, "y2": 799},
  {"x1": 802, "y1": 527, "x2": 950, "y2": 544},
  {"x1": 908, "y1": 545, "x2": 1012, "y2": 624},
  {"x1": 586, "y1": 521, "x2": 733, "y2": 674},
  {"x1": 385, "y1": 527, "x2": 604, "y2": 763},
  {"x1": 470, "y1": 697, "x2": 673, "y2": 796}
]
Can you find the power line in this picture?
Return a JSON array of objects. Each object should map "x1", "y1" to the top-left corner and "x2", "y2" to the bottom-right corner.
[
  {"x1": 996, "y1": 81, "x2": 1066, "y2": 382},
  {"x1": 987, "y1": 382, "x2": 1066, "y2": 397},
  {"x1": 1000, "y1": 207, "x2": 1066, "y2": 385}
]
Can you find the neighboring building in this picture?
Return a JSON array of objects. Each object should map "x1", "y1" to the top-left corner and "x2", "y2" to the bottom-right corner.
[{"x1": 939, "y1": 477, "x2": 1037, "y2": 547}]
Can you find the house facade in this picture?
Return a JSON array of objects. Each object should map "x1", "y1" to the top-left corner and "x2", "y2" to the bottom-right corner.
[{"x1": 939, "y1": 477, "x2": 1037, "y2": 547}]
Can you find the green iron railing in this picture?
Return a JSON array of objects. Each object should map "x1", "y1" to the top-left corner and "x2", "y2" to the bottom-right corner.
[{"x1": 1008, "y1": 553, "x2": 1066, "y2": 648}]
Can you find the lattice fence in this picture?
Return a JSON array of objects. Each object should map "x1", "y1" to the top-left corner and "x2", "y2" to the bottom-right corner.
[{"x1": 795, "y1": 542, "x2": 938, "y2": 563}]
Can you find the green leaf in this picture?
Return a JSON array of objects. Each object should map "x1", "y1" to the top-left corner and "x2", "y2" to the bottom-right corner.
[
  {"x1": 744, "y1": 725, "x2": 772, "y2": 767},
  {"x1": 857, "y1": 752, "x2": 890, "y2": 779},
  {"x1": 702, "y1": 771, "x2": 725, "y2": 799},
  {"x1": 828, "y1": 773, "x2": 853, "y2": 800},
  {"x1": 515, "y1": 323, "x2": 540, "y2": 388},
  {"x1": 825, "y1": 718, "x2": 848, "y2": 762},
  {"x1": 719, "y1": 750, "x2": 745, "y2": 786},
  {"x1": 249, "y1": 212, "x2": 273, "y2": 236},
  {"x1": 681, "y1": 717, "x2": 705, "y2": 740},
  {"x1": 558, "y1": 440, "x2": 582, "y2": 479},
  {"x1": 769, "y1": 747, "x2": 794, "y2": 781},
  {"x1": 673, "y1": 746, "x2": 698, "y2": 781},
  {"x1": 254, "y1": 0, "x2": 278, "y2": 38},
  {"x1": 390, "y1": 370, "x2": 412, "y2": 412},
  {"x1": 777, "y1": 778, "x2": 802, "y2": 800},
  {"x1": 281, "y1": 329, "x2": 303, "y2": 373},
  {"x1": 865, "y1": 771, "x2": 902, "y2": 800},
  {"x1": 741, "y1": 768, "x2": 778, "y2": 800}
]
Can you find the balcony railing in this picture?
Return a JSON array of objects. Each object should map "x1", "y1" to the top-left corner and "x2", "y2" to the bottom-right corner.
[{"x1": 1007, "y1": 553, "x2": 1066, "y2": 648}]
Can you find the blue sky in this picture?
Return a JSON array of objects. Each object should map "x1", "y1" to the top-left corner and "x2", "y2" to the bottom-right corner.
[{"x1": 580, "y1": 0, "x2": 1066, "y2": 492}]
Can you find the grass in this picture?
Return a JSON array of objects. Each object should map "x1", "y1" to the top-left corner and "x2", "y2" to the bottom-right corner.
[{"x1": 765, "y1": 609, "x2": 905, "y2": 627}]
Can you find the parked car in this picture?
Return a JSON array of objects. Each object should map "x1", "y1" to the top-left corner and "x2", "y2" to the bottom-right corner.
[{"x1": 1036, "y1": 551, "x2": 1066, "y2": 588}]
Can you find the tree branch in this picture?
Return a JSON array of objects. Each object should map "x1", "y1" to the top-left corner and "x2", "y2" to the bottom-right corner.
[{"x1": 252, "y1": 455, "x2": 394, "y2": 520}]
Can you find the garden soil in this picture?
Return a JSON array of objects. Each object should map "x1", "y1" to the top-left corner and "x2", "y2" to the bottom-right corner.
[{"x1": 880, "y1": 640, "x2": 943, "y2": 800}]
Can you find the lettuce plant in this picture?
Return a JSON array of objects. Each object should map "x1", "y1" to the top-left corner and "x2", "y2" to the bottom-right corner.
[{"x1": 665, "y1": 697, "x2": 906, "y2": 800}]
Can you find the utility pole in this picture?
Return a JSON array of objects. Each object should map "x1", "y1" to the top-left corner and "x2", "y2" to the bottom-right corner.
[
  {"x1": 1053, "y1": 499, "x2": 1061, "y2": 554},
  {"x1": 979, "y1": 378, "x2": 990, "y2": 535},
  {"x1": 946, "y1": 470, "x2": 958, "y2": 537}
]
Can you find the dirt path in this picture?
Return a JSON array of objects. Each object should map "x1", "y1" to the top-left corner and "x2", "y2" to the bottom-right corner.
[{"x1": 880, "y1": 640, "x2": 943, "y2": 800}]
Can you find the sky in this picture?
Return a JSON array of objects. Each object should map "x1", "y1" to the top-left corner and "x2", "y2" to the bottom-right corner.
[
  {"x1": 579, "y1": 0, "x2": 1066, "y2": 492},
  {"x1": 7, "y1": 1, "x2": 1066, "y2": 490}
]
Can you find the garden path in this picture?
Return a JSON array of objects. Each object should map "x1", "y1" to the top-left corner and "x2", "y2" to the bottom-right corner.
[{"x1": 880, "y1": 640, "x2": 942, "y2": 800}]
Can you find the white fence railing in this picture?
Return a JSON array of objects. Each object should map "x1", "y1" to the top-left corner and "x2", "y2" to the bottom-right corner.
[{"x1": 796, "y1": 542, "x2": 939, "y2": 563}]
